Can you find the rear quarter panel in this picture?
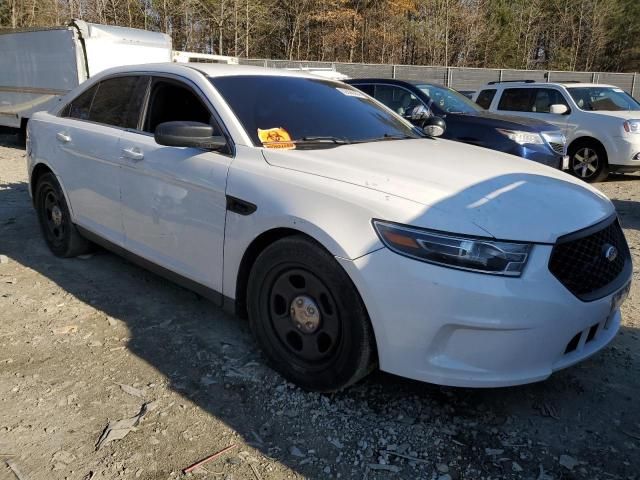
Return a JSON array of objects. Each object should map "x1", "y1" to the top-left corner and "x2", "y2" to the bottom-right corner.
[{"x1": 27, "y1": 112, "x2": 75, "y2": 215}]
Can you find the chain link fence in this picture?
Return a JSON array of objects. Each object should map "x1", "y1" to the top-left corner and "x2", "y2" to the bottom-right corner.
[{"x1": 239, "y1": 58, "x2": 640, "y2": 100}]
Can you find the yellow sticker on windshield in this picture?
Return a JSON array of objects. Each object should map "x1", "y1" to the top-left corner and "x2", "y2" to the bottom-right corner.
[{"x1": 258, "y1": 127, "x2": 295, "y2": 150}]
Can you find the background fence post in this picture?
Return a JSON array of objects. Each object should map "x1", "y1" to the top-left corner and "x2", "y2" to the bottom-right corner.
[
  {"x1": 546, "y1": 71, "x2": 551, "y2": 82},
  {"x1": 632, "y1": 73, "x2": 638, "y2": 99},
  {"x1": 392, "y1": 64, "x2": 397, "y2": 79},
  {"x1": 446, "y1": 67, "x2": 452, "y2": 87},
  {"x1": 499, "y1": 69, "x2": 503, "y2": 82}
]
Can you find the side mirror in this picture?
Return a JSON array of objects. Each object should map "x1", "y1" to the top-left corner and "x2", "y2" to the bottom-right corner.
[
  {"x1": 408, "y1": 104, "x2": 431, "y2": 122},
  {"x1": 155, "y1": 121, "x2": 226, "y2": 150},
  {"x1": 550, "y1": 104, "x2": 569, "y2": 115},
  {"x1": 423, "y1": 116, "x2": 446, "y2": 137}
]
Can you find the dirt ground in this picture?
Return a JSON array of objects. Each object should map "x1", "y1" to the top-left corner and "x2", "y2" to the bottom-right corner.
[{"x1": 0, "y1": 130, "x2": 639, "y2": 480}]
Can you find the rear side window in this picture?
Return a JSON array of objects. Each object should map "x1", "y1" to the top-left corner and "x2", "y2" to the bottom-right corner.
[
  {"x1": 89, "y1": 76, "x2": 148, "y2": 129},
  {"x1": 61, "y1": 84, "x2": 98, "y2": 120},
  {"x1": 497, "y1": 88, "x2": 534, "y2": 112},
  {"x1": 61, "y1": 76, "x2": 148, "y2": 128},
  {"x1": 476, "y1": 89, "x2": 496, "y2": 109}
]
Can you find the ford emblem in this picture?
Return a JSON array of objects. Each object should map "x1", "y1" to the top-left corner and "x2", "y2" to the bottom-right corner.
[{"x1": 603, "y1": 244, "x2": 618, "y2": 262}]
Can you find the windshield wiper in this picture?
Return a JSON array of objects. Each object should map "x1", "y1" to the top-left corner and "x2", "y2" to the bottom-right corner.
[
  {"x1": 357, "y1": 133, "x2": 416, "y2": 143},
  {"x1": 297, "y1": 136, "x2": 351, "y2": 145}
]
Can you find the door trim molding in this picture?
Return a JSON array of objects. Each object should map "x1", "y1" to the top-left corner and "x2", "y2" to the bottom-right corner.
[{"x1": 76, "y1": 225, "x2": 235, "y2": 310}]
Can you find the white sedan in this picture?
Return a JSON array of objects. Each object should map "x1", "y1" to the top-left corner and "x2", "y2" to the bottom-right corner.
[{"x1": 27, "y1": 63, "x2": 632, "y2": 391}]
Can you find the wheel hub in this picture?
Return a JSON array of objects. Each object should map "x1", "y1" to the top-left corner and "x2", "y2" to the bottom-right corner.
[
  {"x1": 290, "y1": 295, "x2": 321, "y2": 333},
  {"x1": 51, "y1": 205, "x2": 63, "y2": 226},
  {"x1": 573, "y1": 147, "x2": 598, "y2": 178}
]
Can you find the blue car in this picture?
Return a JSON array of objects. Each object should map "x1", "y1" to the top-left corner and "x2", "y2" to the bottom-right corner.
[{"x1": 346, "y1": 79, "x2": 568, "y2": 170}]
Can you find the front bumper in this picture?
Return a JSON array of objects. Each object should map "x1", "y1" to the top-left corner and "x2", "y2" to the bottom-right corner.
[
  {"x1": 609, "y1": 136, "x2": 640, "y2": 171},
  {"x1": 339, "y1": 245, "x2": 628, "y2": 387},
  {"x1": 509, "y1": 145, "x2": 564, "y2": 169}
]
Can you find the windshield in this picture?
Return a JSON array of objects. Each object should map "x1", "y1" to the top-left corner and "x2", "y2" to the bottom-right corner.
[
  {"x1": 210, "y1": 75, "x2": 420, "y2": 148},
  {"x1": 567, "y1": 87, "x2": 640, "y2": 111},
  {"x1": 417, "y1": 84, "x2": 482, "y2": 114}
]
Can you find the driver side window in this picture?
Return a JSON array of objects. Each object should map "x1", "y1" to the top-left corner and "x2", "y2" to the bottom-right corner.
[
  {"x1": 373, "y1": 85, "x2": 422, "y2": 116},
  {"x1": 532, "y1": 89, "x2": 569, "y2": 113},
  {"x1": 143, "y1": 79, "x2": 221, "y2": 136}
]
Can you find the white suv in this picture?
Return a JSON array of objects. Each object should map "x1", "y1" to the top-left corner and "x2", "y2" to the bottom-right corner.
[{"x1": 473, "y1": 81, "x2": 640, "y2": 182}]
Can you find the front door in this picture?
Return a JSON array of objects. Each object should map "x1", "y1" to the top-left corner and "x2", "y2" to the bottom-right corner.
[
  {"x1": 497, "y1": 87, "x2": 570, "y2": 134},
  {"x1": 118, "y1": 77, "x2": 232, "y2": 293}
]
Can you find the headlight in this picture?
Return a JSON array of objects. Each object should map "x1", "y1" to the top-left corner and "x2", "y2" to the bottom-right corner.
[
  {"x1": 373, "y1": 220, "x2": 531, "y2": 277},
  {"x1": 497, "y1": 129, "x2": 544, "y2": 145},
  {"x1": 623, "y1": 120, "x2": 640, "y2": 134}
]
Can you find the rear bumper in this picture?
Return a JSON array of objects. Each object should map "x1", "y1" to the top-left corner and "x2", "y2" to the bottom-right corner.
[{"x1": 339, "y1": 246, "x2": 629, "y2": 388}]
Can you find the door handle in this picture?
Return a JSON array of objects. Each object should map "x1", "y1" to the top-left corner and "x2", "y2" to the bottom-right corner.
[
  {"x1": 56, "y1": 132, "x2": 71, "y2": 143},
  {"x1": 122, "y1": 147, "x2": 144, "y2": 161}
]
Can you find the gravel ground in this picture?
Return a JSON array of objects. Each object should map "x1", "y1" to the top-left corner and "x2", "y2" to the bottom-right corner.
[{"x1": 1, "y1": 131, "x2": 639, "y2": 480}]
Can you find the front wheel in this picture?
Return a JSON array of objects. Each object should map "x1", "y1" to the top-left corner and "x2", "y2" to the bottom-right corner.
[
  {"x1": 35, "y1": 172, "x2": 91, "y2": 257},
  {"x1": 570, "y1": 143, "x2": 609, "y2": 183},
  {"x1": 247, "y1": 236, "x2": 376, "y2": 392}
]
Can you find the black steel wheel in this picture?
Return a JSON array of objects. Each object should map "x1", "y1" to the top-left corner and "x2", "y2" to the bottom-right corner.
[
  {"x1": 35, "y1": 172, "x2": 90, "y2": 257},
  {"x1": 247, "y1": 235, "x2": 376, "y2": 392}
]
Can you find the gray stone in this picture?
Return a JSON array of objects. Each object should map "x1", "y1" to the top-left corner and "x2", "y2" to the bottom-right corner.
[
  {"x1": 289, "y1": 446, "x2": 305, "y2": 458},
  {"x1": 559, "y1": 454, "x2": 579, "y2": 470}
]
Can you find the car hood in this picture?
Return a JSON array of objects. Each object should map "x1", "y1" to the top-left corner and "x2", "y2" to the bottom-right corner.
[
  {"x1": 263, "y1": 138, "x2": 615, "y2": 243},
  {"x1": 456, "y1": 110, "x2": 558, "y2": 131},
  {"x1": 577, "y1": 109, "x2": 640, "y2": 121}
]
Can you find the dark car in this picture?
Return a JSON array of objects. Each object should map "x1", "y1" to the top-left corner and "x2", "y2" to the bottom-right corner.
[{"x1": 346, "y1": 79, "x2": 568, "y2": 169}]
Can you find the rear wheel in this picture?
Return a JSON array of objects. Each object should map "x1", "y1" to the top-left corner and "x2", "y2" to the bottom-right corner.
[
  {"x1": 247, "y1": 236, "x2": 376, "y2": 392},
  {"x1": 35, "y1": 172, "x2": 91, "y2": 257},
  {"x1": 569, "y1": 142, "x2": 609, "y2": 183}
]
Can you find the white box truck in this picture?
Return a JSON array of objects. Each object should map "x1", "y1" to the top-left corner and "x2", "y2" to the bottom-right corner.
[{"x1": 0, "y1": 19, "x2": 171, "y2": 136}]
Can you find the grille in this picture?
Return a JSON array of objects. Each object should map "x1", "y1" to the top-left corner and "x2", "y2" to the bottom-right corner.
[
  {"x1": 549, "y1": 142, "x2": 565, "y2": 155},
  {"x1": 541, "y1": 132, "x2": 566, "y2": 156},
  {"x1": 549, "y1": 219, "x2": 630, "y2": 300}
]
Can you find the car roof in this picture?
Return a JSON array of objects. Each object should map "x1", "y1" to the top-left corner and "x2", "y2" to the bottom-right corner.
[
  {"x1": 481, "y1": 81, "x2": 617, "y2": 89},
  {"x1": 346, "y1": 78, "x2": 447, "y2": 88},
  {"x1": 91, "y1": 62, "x2": 322, "y2": 80}
]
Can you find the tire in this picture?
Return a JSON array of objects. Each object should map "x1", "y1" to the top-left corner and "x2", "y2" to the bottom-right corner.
[
  {"x1": 35, "y1": 172, "x2": 91, "y2": 257},
  {"x1": 569, "y1": 141, "x2": 609, "y2": 183},
  {"x1": 247, "y1": 235, "x2": 377, "y2": 392}
]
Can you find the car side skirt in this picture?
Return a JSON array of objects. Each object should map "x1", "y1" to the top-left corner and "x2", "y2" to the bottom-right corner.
[{"x1": 76, "y1": 226, "x2": 238, "y2": 315}]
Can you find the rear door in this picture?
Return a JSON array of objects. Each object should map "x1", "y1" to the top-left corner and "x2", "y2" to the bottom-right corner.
[
  {"x1": 54, "y1": 75, "x2": 147, "y2": 244},
  {"x1": 118, "y1": 76, "x2": 232, "y2": 293}
]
